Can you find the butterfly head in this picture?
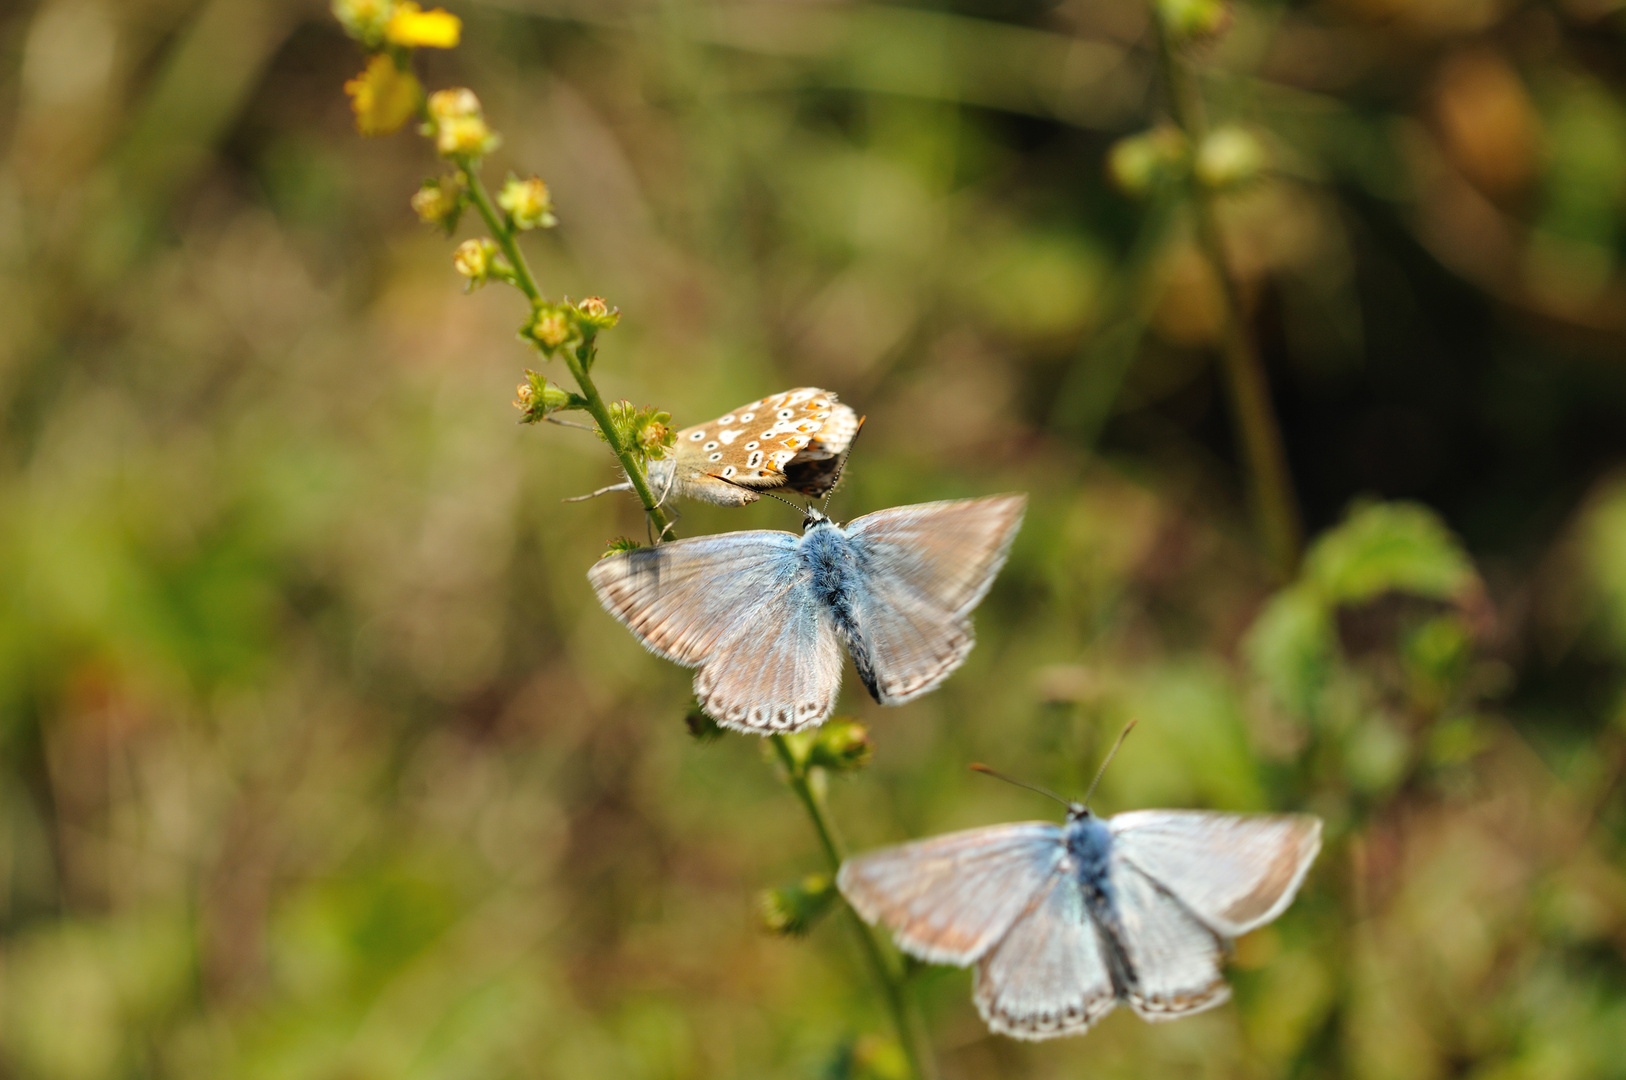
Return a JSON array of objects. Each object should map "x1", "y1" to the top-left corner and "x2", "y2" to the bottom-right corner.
[
  {"x1": 801, "y1": 507, "x2": 833, "y2": 531},
  {"x1": 1064, "y1": 802, "x2": 1093, "y2": 823}
]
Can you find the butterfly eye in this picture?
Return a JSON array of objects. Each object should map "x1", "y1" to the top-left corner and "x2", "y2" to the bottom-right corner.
[
  {"x1": 777, "y1": 409, "x2": 794, "y2": 420},
  {"x1": 721, "y1": 465, "x2": 737, "y2": 477},
  {"x1": 744, "y1": 441, "x2": 759, "y2": 450},
  {"x1": 689, "y1": 431, "x2": 706, "y2": 441},
  {"x1": 708, "y1": 452, "x2": 724, "y2": 462},
  {"x1": 739, "y1": 413, "x2": 755, "y2": 422},
  {"x1": 703, "y1": 441, "x2": 719, "y2": 451},
  {"x1": 747, "y1": 451, "x2": 765, "y2": 467},
  {"x1": 719, "y1": 415, "x2": 736, "y2": 425}
]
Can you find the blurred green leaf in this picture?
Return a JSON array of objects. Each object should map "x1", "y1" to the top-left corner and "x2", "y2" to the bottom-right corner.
[
  {"x1": 1304, "y1": 501, "x2": 1477, "y2": 606},
  {"x1": 1245, "y1": 584, "x2": 1336, "y2": 721}
]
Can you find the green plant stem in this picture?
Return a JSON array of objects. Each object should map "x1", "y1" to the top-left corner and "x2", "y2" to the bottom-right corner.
[
  {"x1": 1149, "y1": 16, "x2": 1303, "y2": 578},
  {"x1": 769, "y1": 735, "x2": 938, "y2": 1080},
  {"x1": 463, "y1": 168, "x2": 676, "y2": 541}
]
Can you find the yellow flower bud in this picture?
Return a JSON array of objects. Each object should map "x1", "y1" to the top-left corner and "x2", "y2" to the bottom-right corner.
[
  {"x1": 423, "y1": 88, "x2": 499, "y2": 159},
  {"x1": 410, "y1": 176, "x2": 463, "y2": 232},
  {"x1": 385, "y1": 1, "x2": 461, "y2": 48},
  {"x1": 497, "y1": 175, "x2": 557, "y2": 230},
  {"x1": 343, "y1": 54, "x2": 422, "y2": 137},
  {"x1": 452, "y1": 237, "x2": 501, "y2": 288},
  {"x1": 572, "y1": 295, "x2": 620, "y2": 332},
  {"x1": 427, "y1": 87, "x2": 480, "y2": 123}
]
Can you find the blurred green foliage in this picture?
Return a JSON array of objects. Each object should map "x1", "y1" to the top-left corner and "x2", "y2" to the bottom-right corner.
[{"x1": 4, "y1": 0, "x2": 1626, "y2": 1078}]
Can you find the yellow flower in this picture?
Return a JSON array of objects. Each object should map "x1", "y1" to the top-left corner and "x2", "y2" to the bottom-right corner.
[
  {"x1": 385, "y1": 2, "x2": 461, "y2": 48},
  {"x1": 497, "y1": 175, "x2": 556, "y2": 230},
  {"x1": 343, "y1": 54, "x2": 421, "y2": 136}
]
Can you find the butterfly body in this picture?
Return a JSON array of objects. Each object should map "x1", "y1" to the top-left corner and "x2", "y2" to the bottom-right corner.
[
  {"x1": 838, "y1": 805, "x2": 1322, "y2": 1040},
  {"x1": 643, "y1": 388, "x2": 859, "y2": 506},
  {"x1": 588, "y1": 495, "x2": 1026, "y2": 734}
]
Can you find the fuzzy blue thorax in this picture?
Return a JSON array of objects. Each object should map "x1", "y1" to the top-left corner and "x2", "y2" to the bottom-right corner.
[
  {"x1": 798, "y1": 514, "x2": 880, "y2": 700},
  {"x1": 1065, "y1": 807, "x2": 1138, "y2": 997}
]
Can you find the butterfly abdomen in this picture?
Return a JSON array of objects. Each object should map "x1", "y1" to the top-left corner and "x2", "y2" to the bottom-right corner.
[{"x1": 799, "y1": 523, "x2": 881, "y2": 702}]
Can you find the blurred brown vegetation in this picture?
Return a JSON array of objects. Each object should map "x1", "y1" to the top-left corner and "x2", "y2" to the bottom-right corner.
[{"x1": 4, "y1": 0, "x2": 1626, "y2": 1077}]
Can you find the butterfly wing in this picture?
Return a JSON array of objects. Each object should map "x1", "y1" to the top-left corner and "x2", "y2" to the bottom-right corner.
[
  {"x1": 1109, "y1": 811, "x2": 1322, "y2": 937},
  {"x1": 691, "y1": 585, "x2": 843, "y2": 733},
  {"x1": 838, "y1": 823, "x2": 1064, "y2": 966},
  {"x1": 588, "y1": 532, "x2": 842, "y2": 732},
  {"x1": 1108, "y1": 855, "x2": 1231, "y2": 1021},
  {"x1": 842, "y1": 495, "x2": 1027, "y2": 704},
  {"x1": 972, "y1": 872, "x2": 1120, "y2": 1040},
  {"x1": 665, "y1": 389, "x2": 847, "y2": 506},
  {"x1": 588, "y1": 532, "x2": 799, "y2": 664},
  {"x1": 779, "y1": 402, "x2": 860, "y2": 497}
]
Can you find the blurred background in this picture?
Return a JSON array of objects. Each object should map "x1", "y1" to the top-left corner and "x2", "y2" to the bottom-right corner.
[{"x1": 4, "y1": 0, "x2": 1626, "y2": 1076}]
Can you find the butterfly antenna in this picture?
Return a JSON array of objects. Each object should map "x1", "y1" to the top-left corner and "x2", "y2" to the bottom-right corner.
[
  {"x1": 821, "y1": 415, "x2": 867, "y2": 515},
  {"x1": 969, "y1": 763, "x2": 1073, "y2": 809},
  {"x1": 1082, "y1": 719, "x2": 1137, "y2": 808},
  {"x1": 715, "y1": 475, "x2": 810, "y2": 519}
]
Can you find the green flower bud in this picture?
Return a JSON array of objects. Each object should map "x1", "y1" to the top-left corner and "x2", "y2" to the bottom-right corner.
[
  {"x1": 1194, "y1": 126, "x2": 1268, "y2": 189},
  {"x1": 1157, "y1": 0, "x2": 1232, "y2": 41},
  {"x1": 759, "y1": 873, "x2": 838, "y2": 936},
  {"x1": 806, "y1": 719, "x2": 873, "y2": 773},
  {"x1": 837, "y1": 1035, "x2": 912, "y2": 1080},
  {"x1": 1107, "y1": 125, "x2": 1190, "y2": 196},
  {"x1": 513, "y1": 370, "x2": 585, "y2": 424}
]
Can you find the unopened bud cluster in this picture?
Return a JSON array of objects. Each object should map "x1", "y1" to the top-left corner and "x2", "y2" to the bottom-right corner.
[
  {"x1": 334, "y1": 0, "x2": 461, "y2": 50},
  {"x1": 1108, "y1": 123, "x2": 1265, "y2": 195},
  {"x1": 335, "y1": 1, "x2": 461, "y2": 136},
  {"x1": 522, "y1": 297, "x2": 621, "y2": 359}
]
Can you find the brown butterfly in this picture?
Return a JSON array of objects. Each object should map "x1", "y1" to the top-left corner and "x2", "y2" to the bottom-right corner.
[{"x1": 576, "y1": 388, "x2": 859, "y2": 508}]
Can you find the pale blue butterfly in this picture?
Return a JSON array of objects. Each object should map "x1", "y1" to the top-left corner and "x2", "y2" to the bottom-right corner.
[
  {"x1": 587, "y1": 494, "x2": 1027, "y2": 734},
  {"x1": 837, "y1": 743, "x2": 1322, "y2": 1040}
]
